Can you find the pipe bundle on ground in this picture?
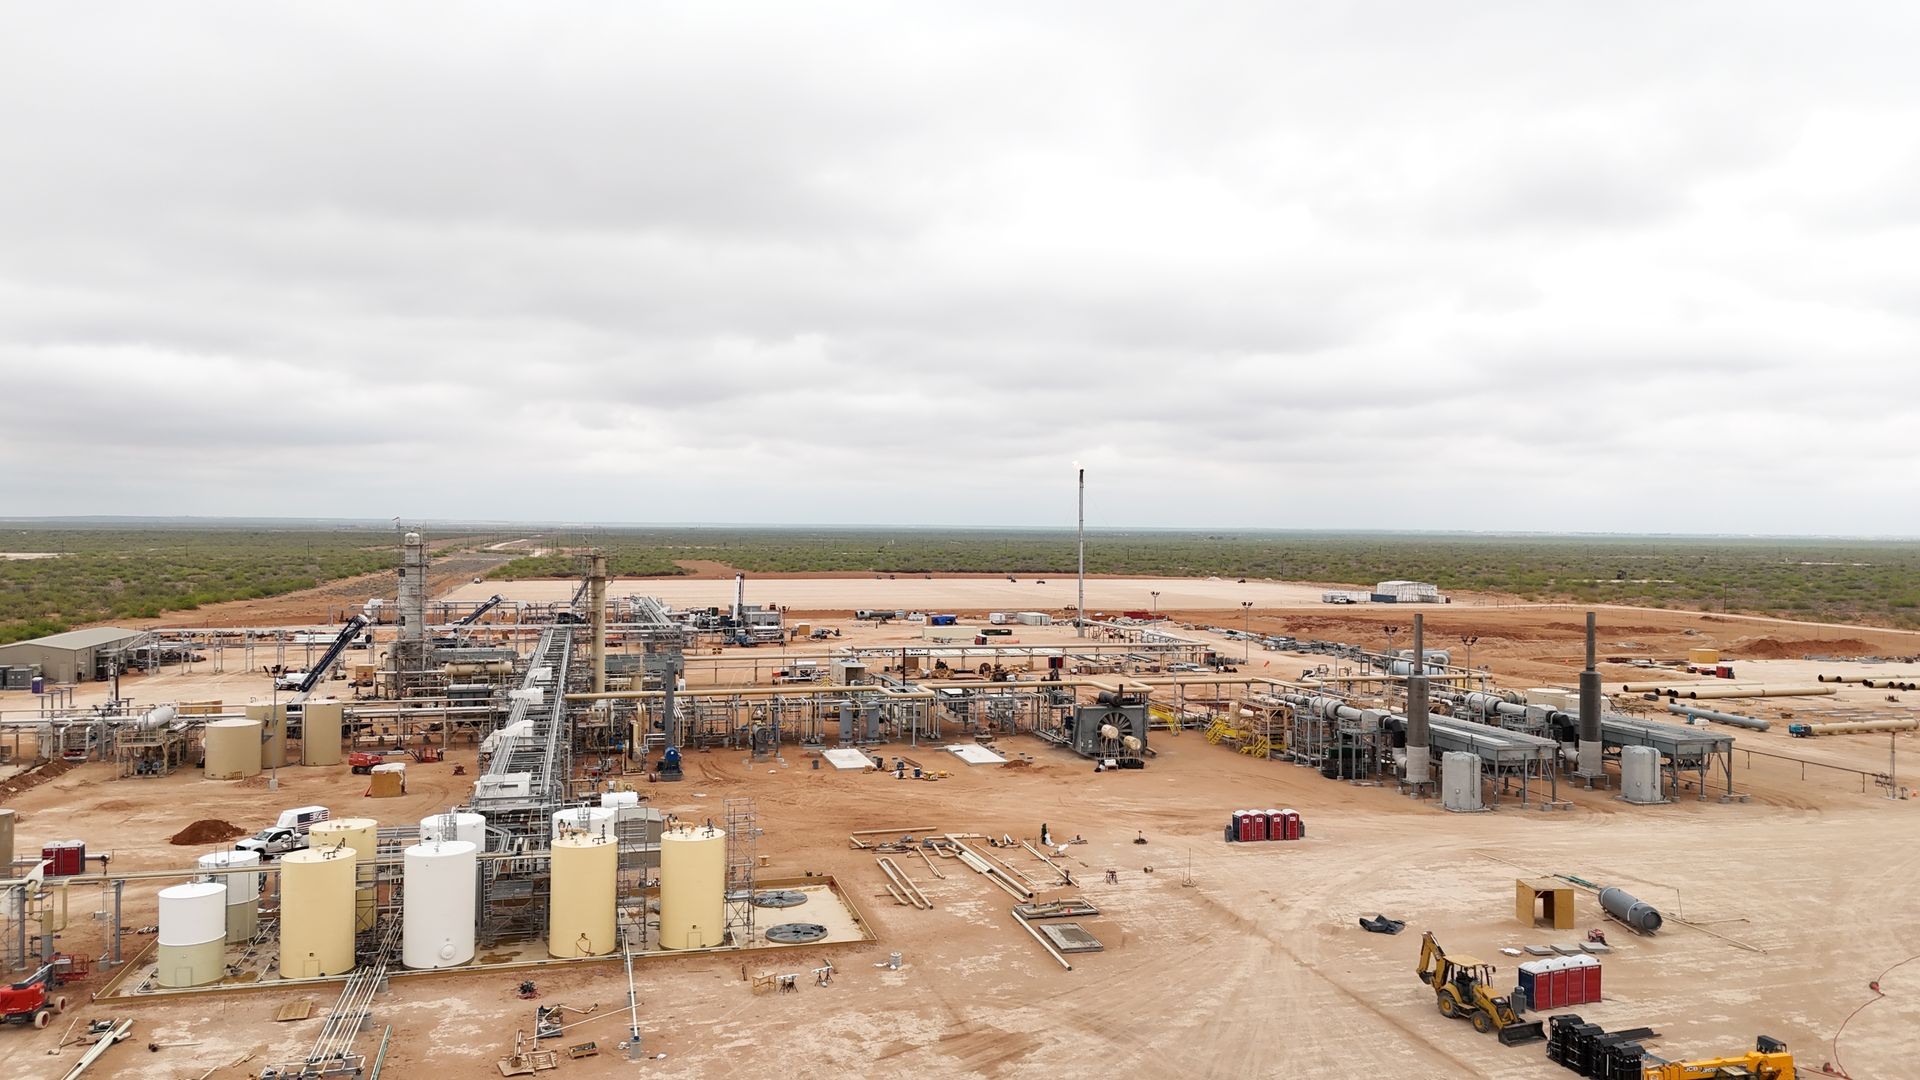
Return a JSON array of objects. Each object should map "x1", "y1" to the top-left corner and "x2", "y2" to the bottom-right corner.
[
  {"x1": 1664, "y1": 703, "x2": 1770, "y2": 731},
  {"x1": 1660, "y1": 685, "x2": 1836, "y2": 701},
  {"x1": 1788, "y1": 719, "x2": 1919, "y2": 736}
]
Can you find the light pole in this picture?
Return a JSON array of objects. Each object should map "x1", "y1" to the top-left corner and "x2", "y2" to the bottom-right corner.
[
  {"x1": 1151, "y1": 591, "x2": 1160, "y2": 616},
  {"x1": 1076, "y1": 465, "x2": 1086, "y2": 639},
  {"x1": 1461, "y1": 634, "x2": 1479, "y2": 673},
  {"x1": 1240, "y1": 601, "x2": 1253, "y2": 662}
]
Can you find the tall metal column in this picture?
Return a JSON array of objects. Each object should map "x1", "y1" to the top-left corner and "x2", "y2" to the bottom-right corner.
[
  {"x1": 590, "y1": 552, "x2": 608, "y2": 696},
  {"x1": 1076, "y1": 467, "x2": 1086, "y2": 639},
  {"x1": 1577, "y1": 611, "x2": 1604, "y2": 781},
  {"x1": 1405, "y1": 613, "x2": 1430, "y2": 787}
]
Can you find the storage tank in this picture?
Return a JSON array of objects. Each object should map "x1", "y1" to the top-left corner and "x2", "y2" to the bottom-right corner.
[
  {"x1": 402, "y1": 840, "x2": 477, "y2": 969},
  {"x1": 247, "y1": 703, "x2": 287, "y2": 769},
  {"x1": 1599, "y1": 886, "x2": 1663, "y2": 934},
  {"x1": 197, "y1": 849, "x2": 263, "y2": 942},
  {"x1": 1620, "y1": 745, "x2": 1663, "y2": 804},
  {"x1": 1441, "y1": 751, "x2": 1482, "y2": 812},
  {"x1": 552, "y1": 806, "x2": 617, "y2": 841},
  {"x1": 659, "y1": 825, "x2": 727, "y2": 950},
  {"x1": 420, "y1": 811, "x2": 488, "y2": 847},
  {"x1": 300, "y1": 700, "x2": 345, "y2": 766},
  {"x1": 600, "y1": 790, "x2": 640, "y2": 809},
  {"x1": 548, "y1": 835, "x2": 617, "y2": 958},
  {"x1": 156, "y1": 882, "x2": 227, "y2": 988},
  {"x1": 280, "y1": 847, "x2": 357, "y2": 978},
  {"x1": 309, "y1": 818, "x2": 378, "y2": 932},
  {"x1": 204, "y1": 719, "x2": 263, "y2": 780}
]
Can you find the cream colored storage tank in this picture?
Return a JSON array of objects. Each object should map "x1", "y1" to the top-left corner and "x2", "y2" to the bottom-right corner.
[
  {"x1": 156, "y1": 882, "x2": 227, "y2": 987},
  {"x1": 248, "y1": 703, "x2": 287, "y2": 769},
  {"x1": 300, "y1": 700, "x2": 344, "y2": 766},
  {"x1": 197, "y1": 849, "x2": 263, "y2": 942},
  {"x1": 659, "y1": 825, "x2": 726, "y2": 950},
  {"x1": 309, "y1": 818, "x2": 378, "y2": 932},
  {"x1": 552, "y1": 806, "x2": 617, "y2": 841},
  {"x1": 402, "y1": 840, "x2": 477, "y2": 969},
  {"x1": 547, "y1": 835, "x2": 616, "y2": 958},
  {"x1": 420, "y1": 811, "x2": 487, "y2": 847},
  {"x1": 280, "y1": 847, "x2": 356, "y2": 978},
  {"x1": 203, "y1": 719, "x2": 262, "y2": 780}
]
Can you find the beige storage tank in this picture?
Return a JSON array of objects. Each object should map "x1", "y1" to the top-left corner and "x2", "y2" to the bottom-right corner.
[
  {"x1": 547, "y1": 835, "x2": 616, "y2": 958},
  {"x1": 309, "y1": 817, "x2": 378, "y2": 931},
  {"x1": 279, "y1": 847, "x2": 356, "y2": 978},
  {"x1": 197, "y1": 849, "x2": 263, "y2": 942},
  {"x1": 659, "y1": 825, "x2": 726, "y2": 950},
  {"x1": 204, "y1": 719, "x2": 263, "y2": 780},
  {"x1": 156, "y1": 881, "x2": 228, "y2": 987},
  {"x1": 248, "y1": 703, "x2": 288, "y2": 769},
  {"x1": 300, "y1": 700, "x2": 345, "y2": 766}
]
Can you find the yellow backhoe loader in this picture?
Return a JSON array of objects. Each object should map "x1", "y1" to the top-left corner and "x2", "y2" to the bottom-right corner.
[{"x1": 1415, "y1": 931, "x2": 1546, "y2": 1045}]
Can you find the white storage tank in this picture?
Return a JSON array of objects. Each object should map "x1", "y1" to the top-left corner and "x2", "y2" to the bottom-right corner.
[
  {"x1": 600, "y1": 790, "x2": 640, "y2": 809},
  {"x1": 420, "y1": 811, "x2": 488, "y2": 847},
  {"x1": 197, "y1": 849, "x2": 263, "y2": 942},
  {"x1": 1621, "y1": 745, "x2": 1664, "y2": 804},
  {"x1": 402, "y1": 840, "x2": 477, "y2": 969},
  {"x1": 1441, "y1": 751, "x2": 1483, "y2": 812},
  {"x1": 156, "y1": 881, "x2": 228, "y2": 987},
  {"x1": 552, "y1": 806, "x2": 618, "y2": 841}
]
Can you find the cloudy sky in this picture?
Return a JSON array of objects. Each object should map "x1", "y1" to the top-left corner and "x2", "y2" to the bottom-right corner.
[{"x1": 3, "y1": 4, "x2": 1916, "y2": 533}]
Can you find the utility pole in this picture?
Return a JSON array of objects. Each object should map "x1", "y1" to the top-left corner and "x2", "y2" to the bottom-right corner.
[
  {"x1": 1241, "y1": 601, "x2": 1253, "y2": 662},
  {"x1": 1076, "y1": 466, "x2": 1086, "y2": 639}
]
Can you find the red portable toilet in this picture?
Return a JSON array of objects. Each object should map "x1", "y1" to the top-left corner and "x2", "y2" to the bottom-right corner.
[
  {"x1": 41, "y1": 841, "x2": 85, "y2": 877},
  {"x1": 1250, "y1": 810, "x2": 1269, "y2": 841},
  {"x1": 1263, "y1": 809, "x2": 1281, "y2": 841},
  {"x1": 1575, "y1": 955, "x2": 1602, "y2": 1004},
  {"x1": 1229, "y1": 811, "x2": 1244, "y2": 842},
  {"x1": 1236, "y1": 811, "x2": 1257, "y2": 843},
  {"x1": 1281, "y1": 809, "x2": 1303, "y2": 840}
]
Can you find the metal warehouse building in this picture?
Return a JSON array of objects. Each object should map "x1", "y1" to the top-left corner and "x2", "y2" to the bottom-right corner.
[{"x1": 0, "y1": 627, "x2": 145, "y2": 684}]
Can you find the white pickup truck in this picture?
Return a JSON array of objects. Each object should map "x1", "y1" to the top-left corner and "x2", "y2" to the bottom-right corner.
[{"x1": 235, "y1": 805, "x2": 330, "y2": 859}]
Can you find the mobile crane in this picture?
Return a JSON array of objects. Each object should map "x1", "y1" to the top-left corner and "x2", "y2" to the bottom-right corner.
[{"x1": 1415, "y1": 931, "x2": 1545, "y2": 1045}]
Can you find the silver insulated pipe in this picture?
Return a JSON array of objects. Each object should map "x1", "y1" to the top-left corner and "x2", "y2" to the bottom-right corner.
[
  {"x1": 1404, "y1": 614, "x2": 1430, "y2": 786},
  {"x1": 1576, "y1": 611, "x2": 1603, "y2": 778}
]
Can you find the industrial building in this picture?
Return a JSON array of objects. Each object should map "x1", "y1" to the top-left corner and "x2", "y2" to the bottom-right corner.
[{"x1": 0, "y1": 626, "x2": 144, "y2": 684}]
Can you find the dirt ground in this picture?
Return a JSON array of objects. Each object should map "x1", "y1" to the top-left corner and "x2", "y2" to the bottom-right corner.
[{"x1": 3, "y1": 575, "x2": 1916, "y2": 1079}]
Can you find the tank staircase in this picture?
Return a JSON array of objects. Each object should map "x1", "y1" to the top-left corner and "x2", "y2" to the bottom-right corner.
[{"x1": 722, "y1": 798, "x2": 758, "y2": 947}]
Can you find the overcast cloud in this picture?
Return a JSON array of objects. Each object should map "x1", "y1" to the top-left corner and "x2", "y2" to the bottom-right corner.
[{"x1": 2, "y1": 3, "x2": 1917, "y2": 533}]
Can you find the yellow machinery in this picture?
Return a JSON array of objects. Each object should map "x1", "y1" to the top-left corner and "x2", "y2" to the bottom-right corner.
[
  {"x1": 1416, "y1": 932, "x2": 1546, "y2": 1045},
  {"x1": 1644, "y1": 1037, "x2": 1794, "y2": 1080}
]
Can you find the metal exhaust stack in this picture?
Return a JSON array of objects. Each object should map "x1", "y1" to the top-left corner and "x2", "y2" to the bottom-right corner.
[
  {"x1": 590, "y1": 551, "x2": 608, "y2": 695},
  {"x1": 1577, "y1": 611, "x2": 1603, "y2": 780},
  {"x1": 1404, "y1": 613, "x2": 1430, "y2": 787},
  {"x1": 734, "y1": 572, "x2": 746, "y2": 623}
]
